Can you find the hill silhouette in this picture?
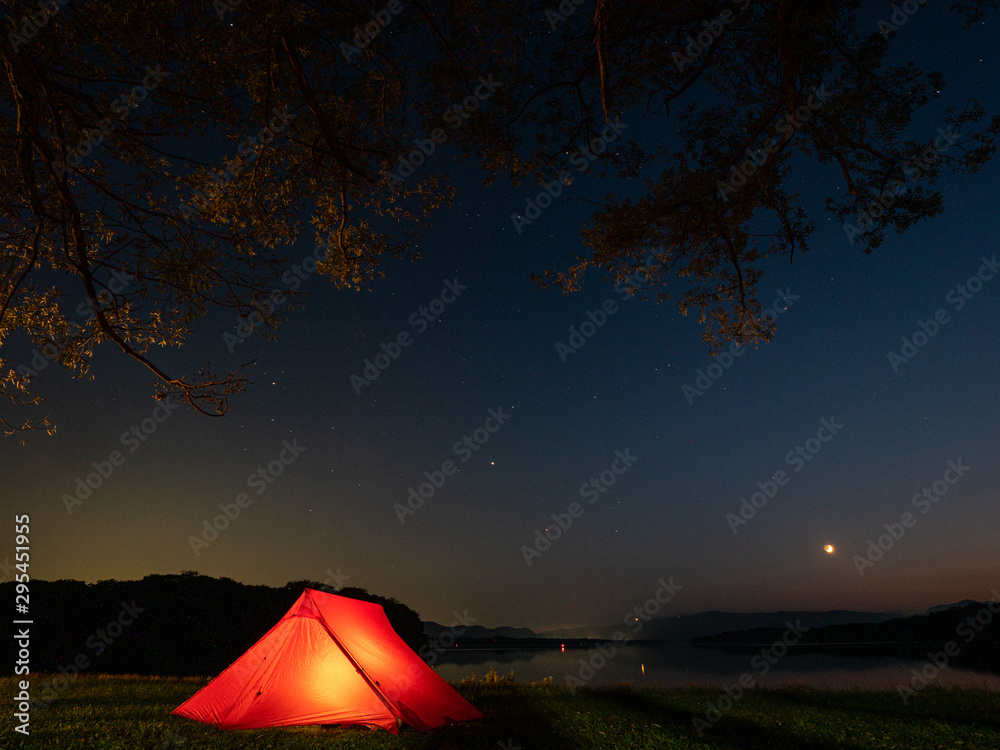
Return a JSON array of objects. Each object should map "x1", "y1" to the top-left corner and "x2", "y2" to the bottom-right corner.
[
  {"x1": 692, "y1": 600, "x2": 1000, "y2": 673},
  {"x1": 539, "y1": 609, "x2": 898, "y2": 642},
  {"x1": 3, "y1": 573, "x2": 425, "y2": 676}
]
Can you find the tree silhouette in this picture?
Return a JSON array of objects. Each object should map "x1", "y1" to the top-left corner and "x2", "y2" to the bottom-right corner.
[
  {"x1": 0, "y1": 573, "x2": 429, "y2": 677},
  {"x1": 2, "y1": 0, "x2": 997, "y2": 432},
  {"x1": 473, "y1": 0, "x2": 999, "y2": 351}
]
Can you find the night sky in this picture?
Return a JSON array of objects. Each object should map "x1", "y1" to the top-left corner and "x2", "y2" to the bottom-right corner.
[{"x1": 4, "y1": 3, "x2": 999, "y2": 633}]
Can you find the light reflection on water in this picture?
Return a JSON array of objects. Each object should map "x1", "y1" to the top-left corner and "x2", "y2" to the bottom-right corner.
[{"x1": 430, "y1": 644, "x2": 1000, "y2": 691}]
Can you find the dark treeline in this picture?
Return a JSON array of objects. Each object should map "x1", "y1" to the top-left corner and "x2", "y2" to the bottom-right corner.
[
  {"x1": 693, "y1": 601, "x2": 1000, "y2": 673},
  {"x1": 4, "y1": 573, "x2": 426, "y2": 676}
]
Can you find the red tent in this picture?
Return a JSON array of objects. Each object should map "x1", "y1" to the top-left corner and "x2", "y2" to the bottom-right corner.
[{"x1": 172, "y1": 588, "x2": 483, "y2": 734}]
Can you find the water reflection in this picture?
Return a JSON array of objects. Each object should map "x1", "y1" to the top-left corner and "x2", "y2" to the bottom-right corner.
[{"x1": 431, "y1": 644, "x2": 1000, "y2": 690}]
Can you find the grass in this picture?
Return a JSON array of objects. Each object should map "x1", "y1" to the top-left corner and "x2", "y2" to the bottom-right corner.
[{"x1": 4, "y1": 671, "x2": 999, "y2": 749}]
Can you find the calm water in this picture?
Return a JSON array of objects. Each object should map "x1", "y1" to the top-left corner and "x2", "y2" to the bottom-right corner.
[{"x1": 430, "y1": 644, "x2": 1000, "y2": 691}]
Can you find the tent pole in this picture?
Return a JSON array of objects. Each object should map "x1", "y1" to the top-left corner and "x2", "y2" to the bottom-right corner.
[{"x1": 304, "y1": 590, "x2": 404, "y2": 728}]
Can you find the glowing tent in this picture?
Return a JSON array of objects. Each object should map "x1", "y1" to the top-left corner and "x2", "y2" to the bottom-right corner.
[{"x1": 172, "y1": 588, "x2": 482, "y2": 734}]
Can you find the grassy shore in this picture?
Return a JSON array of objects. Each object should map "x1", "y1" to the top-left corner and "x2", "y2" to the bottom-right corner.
[{"x1": 3, "y1": 672, "x2": 998, "y2": 749}]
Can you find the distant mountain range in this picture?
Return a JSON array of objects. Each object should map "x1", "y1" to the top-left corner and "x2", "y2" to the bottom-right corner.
[
  {"x1": 691, "y1": 600, "x2": 1000, "y2": 673},
  {"x1": 538, "y1": 609, "x2": 902, "y2": 642},
  {"x1": 925, "y1": 599, "x2": 980, "y2": 614},
  {"x1": 424, "y1": 609, "x2": 901, "y2": 643},
  {"x1": 423, "y1": 601, "x2": 999, "y2": 646},
  {"x1": 423, "y1": 622, "x2": 538, "y2": 640}
]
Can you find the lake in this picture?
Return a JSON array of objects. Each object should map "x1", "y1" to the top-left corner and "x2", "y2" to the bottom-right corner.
[{"x1": 430, "y1": 643, "x2": 1000, "y2": 691}]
